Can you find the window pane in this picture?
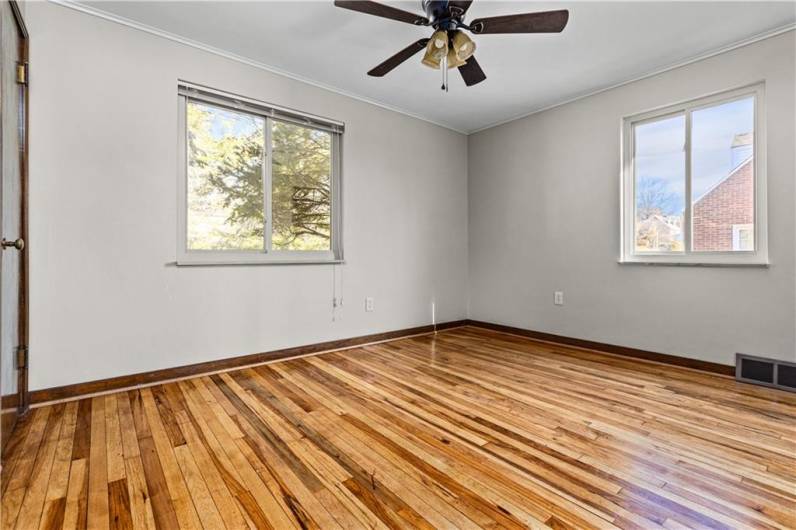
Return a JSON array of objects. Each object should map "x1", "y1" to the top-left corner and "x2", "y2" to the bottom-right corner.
[
  {"x1": 634, "y1": 115, "x2": 686, "y2": 253},
  {"x1": 187, "y1": 101, "x2": 265, "y2": 250},
  {"x1": 271, "y1": 121, "x2": 332, "y2": 251},
  {"x1": 691, "y1": 96, "x2": 754, "y2": 252}
]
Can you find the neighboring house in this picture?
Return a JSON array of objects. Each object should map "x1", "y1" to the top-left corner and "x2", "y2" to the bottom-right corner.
[
  {"x1": 692, "y1": 133, "x2": 754, "y2": 251},
  {"x1": 636, "y1": 214, "x2": 683, "y2": 251}
]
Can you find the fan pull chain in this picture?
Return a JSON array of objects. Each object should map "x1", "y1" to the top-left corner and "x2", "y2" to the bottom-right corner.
[
  {"x1": 332, "y1": 263, "x2": 337, "y2": 322},
  {"x1": 332, "y1": 263, "x2": 344, "y2": 322},
  {"x1": 441, "y1": 54, "x2": 448, "y2": 92}
]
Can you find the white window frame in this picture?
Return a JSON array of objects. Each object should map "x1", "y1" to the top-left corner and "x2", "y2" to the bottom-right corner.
[
  {"x1": 176, "y1": 83, "x2": 344, "y2": 266},
  {"x1": 620, "y1": 83, "x2": 767, "y2": 266}
]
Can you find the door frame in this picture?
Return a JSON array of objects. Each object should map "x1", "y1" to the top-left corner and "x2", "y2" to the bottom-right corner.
[
  {"x1": 12, "y1": 0, "x2": 29, "y2": 416},
  {"x1": 0, "y1": 0, "x2": 30, "y2": 427}
]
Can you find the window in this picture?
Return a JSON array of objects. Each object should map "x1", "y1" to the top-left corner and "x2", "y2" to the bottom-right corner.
[
  {"x1": 621, "y1": 84, "x2": 767, "y2": 265},
  {"x1": 733, "y1": 224, "x2": 754, "y2": 251},
  {"x1": 177, "y1": 83, "x2": 343, "y2": 265}
]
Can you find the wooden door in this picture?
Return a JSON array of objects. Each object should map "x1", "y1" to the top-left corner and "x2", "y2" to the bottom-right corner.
[{"x1": 0, "y1": 0, "x2": 28, "y2": 458}]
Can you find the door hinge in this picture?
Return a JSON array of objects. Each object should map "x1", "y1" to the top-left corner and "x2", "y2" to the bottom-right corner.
[
  {"x1": 16, "y1": 62, "x2": 27, "y2": 85},
  {"x1": 16, "y1": 345, "x2": 28, "y2": 369}
]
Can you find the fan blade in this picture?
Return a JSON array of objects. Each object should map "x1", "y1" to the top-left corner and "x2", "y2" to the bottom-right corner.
[
  {"x1": 448, "y1": 1, "x2": 474, "y2": 17},
  {"x1": 458, "y1": 56, "x2": 486, "y2": 86},
  {"x1": 368, "y1": 39, "x2": 430, "y2": 77},
  {"x1": 470, "y1": 9, "x2": 569, "y2": 34},
  {"x1": 334, "y1": 1, "x2": 429, "y2": 25}
]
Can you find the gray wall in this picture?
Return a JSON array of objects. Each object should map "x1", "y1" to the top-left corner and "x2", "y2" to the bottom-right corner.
[
  {"x1": 468, "y1": 31, "x2": 796, "y2": 365},
  {"x1": 26, "y1": 2, "x2": 469, "y2": 390}
]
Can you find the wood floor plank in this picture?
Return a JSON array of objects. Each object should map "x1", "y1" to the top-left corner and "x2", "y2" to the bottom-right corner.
[
  {"x1": 1, "y1": 410, "x2": 35, "y2": 495},
  {"x1": 260, "y1": 364, "x2": 528, "y2": 527},
  {"x1": 61, "y1": 457, "x2": 87, "y2": 530},
  {"x1": 348, "y1": 349, "x2": 690, "y2": 527},
  {"x1": 87, "y1": 397, "x2": 109, "y2": 530},
  {"x1": 170, "y1": 407, "x2": 250, "y2": 529},
  {"x1": 107, "y1": 479, "x2": 133, "y2": 530},
  {"x1": 171, "y1": 445, "x2": 225, "y2": 530},
  {"x1": 127, "y1": 390, "x2": 179, "y2": 530},
  {"x1": 214, "y1": 372, "x2": 339, "y2": 529},
  {"x1": 115, "y1": 392, "x2": 156, "y2": 530},
  {"x1": 15, "y1": 405, "x2": 67, "y2": 530},
  {"x1": 2, "y1": 408, "x2": 52, "y2": 529},
  {"x1": 138, "y1": 388, "x2": 201, "y2": 530},
  {"x1": 310, "y1": 359, "x2": 604, "y2": 528},
  {"x1": 6, "y1": 327, "x2": 795, "y2": 529},
  {"x1": 38, "y1": 401, "x2": 79, "y2": 530},
  {"x1": 273, "y1": 360, "x2": 566, "y2": 528},
  {"x1": 177, "y1": 378, "x2": 298, "y2": 530},
  {"x1": 104, "y1": 396, "x2": 126, "y2": 485}
]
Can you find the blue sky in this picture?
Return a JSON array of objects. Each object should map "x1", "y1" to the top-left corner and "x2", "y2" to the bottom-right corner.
[
  {"x1": 191, "y1": 101, "x2": 264, "y2": 139},
  {"x1": 635, "y1": 96, "x2": 754, "y2": 215}
]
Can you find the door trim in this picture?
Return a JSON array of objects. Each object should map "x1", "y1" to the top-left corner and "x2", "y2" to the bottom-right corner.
[
  {"x1": 1, "y1": 0, "x2": 28, "y2": 458},
  {"x1": 9, "y1": 0, "x2": 29, "y2": 416}
]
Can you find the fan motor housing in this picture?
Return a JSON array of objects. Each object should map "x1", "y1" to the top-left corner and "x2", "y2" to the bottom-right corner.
[
  {"x1": 422, "y1": 1, "x2": 448, "y2": 20},
  {"x1": 422, "y1": 0, "x2": 463, "y2": 29}
]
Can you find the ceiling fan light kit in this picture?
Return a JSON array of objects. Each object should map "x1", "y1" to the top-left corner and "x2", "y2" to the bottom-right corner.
[
  {"x1": 451, "y1": 31, "x2": 476, "y2": 62},
  {"x1": 421, "y1": 30, "x2": 449, "y2": 68},
  {"x1": 421, "y1": 30, "x2": 474, "y2": 70},
  {"x1": 446, "y1": 47, "x2": 467, "y2": 69},
  {"x1": 334, "y1": 0, "x2": 569, "y2": 90}
]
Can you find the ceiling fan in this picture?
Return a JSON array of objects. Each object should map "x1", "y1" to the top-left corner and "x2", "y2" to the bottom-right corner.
[{"x1": 333, "y1": 0, "x2": 569, "y2": 89}]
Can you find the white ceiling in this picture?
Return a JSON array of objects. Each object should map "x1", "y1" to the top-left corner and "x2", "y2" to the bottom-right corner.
[{"x1": 73, "y1": 1, "x2": 795, "y2": 133}]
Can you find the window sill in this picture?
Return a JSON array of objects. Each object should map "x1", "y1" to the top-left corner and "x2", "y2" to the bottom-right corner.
[
  {"x1": 176, "y1": 249, "x2": 342, "y2": 266},
  {"x1": 618, "y1": 259, "x2": 769, "y2": 268},
  {"x1": 176, "y1": 258, "x2": 344, "y2": 267}
]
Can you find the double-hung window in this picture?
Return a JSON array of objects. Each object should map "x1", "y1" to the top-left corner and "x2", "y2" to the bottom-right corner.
[
  {"x1": 177, "y1": 83, "x2": 343, "y2": 265},
  {"x1": 621, "y1": 84, "x2": 767, "y2": 265}
]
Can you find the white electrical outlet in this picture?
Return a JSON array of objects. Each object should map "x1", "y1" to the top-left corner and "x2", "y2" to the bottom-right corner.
[
  {"x1": 554, "y1": 291, "x2": 564, "y2": 306},
  {"x1": 365, "y1": 297, "x2": 375, "y2": 312}
]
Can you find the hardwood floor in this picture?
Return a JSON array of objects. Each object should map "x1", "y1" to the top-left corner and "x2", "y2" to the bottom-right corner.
[{"x1": 2, "y1": 326, "x2": 795, "y2": 529}]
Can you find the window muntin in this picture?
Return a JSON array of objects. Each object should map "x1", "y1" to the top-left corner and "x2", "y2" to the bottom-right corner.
[
  {"x1": 177, "y1": 85, "x2": 343, "y2": 265},
  {"x1": 622, "y1": 84, "x2": 766, "y2": 266}
]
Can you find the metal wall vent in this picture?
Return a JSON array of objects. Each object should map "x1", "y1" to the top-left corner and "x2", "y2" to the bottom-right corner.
[{"x1": 736, "y1": 354, "x2": 796, "y2": 392}]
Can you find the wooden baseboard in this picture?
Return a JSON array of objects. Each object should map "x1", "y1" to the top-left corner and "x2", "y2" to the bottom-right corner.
[
  {"x1": 5, "y1": 317, "x2": 735, "y2": 407},
  {"x1": 18, "y1": 320, "x2": 468, "y2": 406},
  {"x1": 464, "y1": 319, "x2": 735, "y2": 376},
  {"x1": 1, "y1": 394, "x2": 16, "y2": 409}
]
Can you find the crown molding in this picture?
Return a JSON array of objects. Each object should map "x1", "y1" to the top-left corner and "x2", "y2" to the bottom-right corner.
[
  {"x1": 469, "y1": 22, "x2": 796, "y2": 134},
  {"x1": 48, "y1": 1, "x2": 795, "y2": 135},
  {"x1": 48, "y1": 0, "x2": 469, "y2": 135}
]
